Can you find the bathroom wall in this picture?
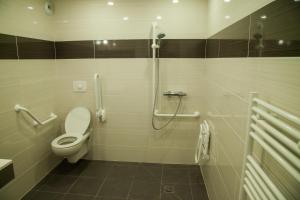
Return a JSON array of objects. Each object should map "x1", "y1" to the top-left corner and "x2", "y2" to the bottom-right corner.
[
  {"x1": 53, "y1": 0, "x2": 208, "y2": 164},
  {"x1": 0, "y1": 0, "x2": 54, "y2": 40},
  {"x1": 203, "y1": 1, "x2": 300, "y2": 200},
  {"x1": 0, "y1": 1, "x2": 60, "y2": 199},
  {"x1": 52, "y1": 0, "x2": 208, "y2": 40},
  {"x1": 207, "y1": 0, "x2": 274, "y2": 37}
]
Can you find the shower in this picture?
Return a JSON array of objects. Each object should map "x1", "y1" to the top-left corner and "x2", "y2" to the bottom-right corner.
[{"x1": 151, "y1": 25, "x2": 186, "y2": 130}]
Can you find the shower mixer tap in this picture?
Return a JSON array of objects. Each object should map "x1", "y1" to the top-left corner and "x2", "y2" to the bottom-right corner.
[{"x1": 163, "y1": 91, "x2": 187, "y2": 97}]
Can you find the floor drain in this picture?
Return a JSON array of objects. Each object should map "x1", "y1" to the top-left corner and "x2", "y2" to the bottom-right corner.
[{"x1": 163, "y1": 185, "x2": 175, "y2": 193}]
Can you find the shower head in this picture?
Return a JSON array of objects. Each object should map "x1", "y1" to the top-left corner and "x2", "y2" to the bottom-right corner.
[{"x1": 157, "y1": 33, "x2": 166, "y2": 39}]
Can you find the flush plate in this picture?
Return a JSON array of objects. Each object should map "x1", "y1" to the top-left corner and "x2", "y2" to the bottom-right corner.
[{"x1": 73, "y1": 80, "x2": 87, "y2": 92}]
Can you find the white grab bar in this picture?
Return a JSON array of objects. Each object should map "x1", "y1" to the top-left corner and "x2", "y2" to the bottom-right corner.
[
  {"x1": 94, "y1": 73, "x2": 106, "y2": 122},
  {"x1": 154, "y1": 110, "x2": 200, "y2": 118},
  {"x1": 14, "y1": 104, "x2": 57, "y2": 127}
]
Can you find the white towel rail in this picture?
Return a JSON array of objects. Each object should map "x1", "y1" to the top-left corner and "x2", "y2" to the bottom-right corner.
[
  {"x1": 154, "y1": 110, "x2": 200, "y2": 118},
  {"x1": 14, "y1": 104, "x2": 57, "y2": 127},
  {"x1": 239, "y1": 94, "x2": 300, "y2": 200}
]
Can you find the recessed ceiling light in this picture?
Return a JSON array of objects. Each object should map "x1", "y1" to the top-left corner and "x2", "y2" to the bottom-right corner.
[
  {"x1": 278, "y1": 40, "x2": 284, "y2": 45},
  {"x1": 96, "y1": 40, "x2": 101, "y2": 45},
  {"x1": 27, "y1": 6, "x2": 34, "y2": 10},
  {"x1": 112, "y1": 42, "x2": 116, "y2": 47},
  {"x1": 107, "y1": 1, "x2": 114, "y2": 6},
  {"x1": 224, "y1": 0, "x2": 231, "y2": 2},
  {"x1": 103, "y1": 40, "x2": 108, "y2": 45},
  {"x1": 225, "y1": 15, "x2": 230, "y2": 19},
  {"x1": 260, "y1": 15, "x2": 267, "y2": 19},
  {"x1": 172, "y1": 0, "x2": 179, "y2": 4},
  {"x1": 123, "y1": 16, "x2": 129, "y2": 21},
  {"x1": 156, "y1": 16, "x2": 162, "y2": 20}
]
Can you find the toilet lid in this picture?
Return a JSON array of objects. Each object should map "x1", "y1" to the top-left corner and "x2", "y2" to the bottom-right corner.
[{"x1": 65, "y1": 107, "x2": 91, "y2": 136}]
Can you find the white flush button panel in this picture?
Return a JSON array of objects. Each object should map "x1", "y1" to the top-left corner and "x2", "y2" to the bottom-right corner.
[{"x1": 73, "y1": 81, "x2": 87, "y2": 92}]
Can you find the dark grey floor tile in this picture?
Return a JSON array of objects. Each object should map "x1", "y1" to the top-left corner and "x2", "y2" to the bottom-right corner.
[
  {"x1": 69, "y1": 177, "x2": 104, "y2": 195},
  {"x1": 129, "y1": 180, "x2": 161, "y2": 200},
  {"x1": 189, "y1": 167, "x2": 204, "y2": 185},
  {"x1": 112, "y1": 161, "x2": 140, "y2": 166},
  {"x1": 95, "y1": 197, "x2": 126, "y2": 200},
  {"x1": 32, "y1": 174, "x2": 53, "y2": 190},
  {"x1": 161, "y1": 184, "x2": 192, "y2": 200},
  {"x1": 80, "y1": 161, "x2": 112, "y2": 179},
  {"x1": 61, "y1": 193, "x2": 95, "y2": 200},
  {"x1": 98, "y1": 178, "x2": 132, "y2": 199},
  {"x1": 162, "y1": 167, "x2": 190, "y2": 185},
  {"x1": 51, "y1": 159, "x2": 89, "y2": 176},
  {"x1": 22, "y1": 191, "x2": 63, "y2": 200},
  {"x1": 134, "y1": 163, "x2": 162, "y2": 181},
  {"x1": 107, "y1": 164, "x2": 138, "y2": 180},
  {"x1": 39, "y1": 175, "x2": 77, "y2": 193},
  {"x1": 21, "y1": 190, "x2": 36, "y2": 200},
  {"x1": 163, "y1": 164, "x2": 192, "y2": 169},
  {"x1": 191, "y1": 184, "x2": 209, "y2": 200}
]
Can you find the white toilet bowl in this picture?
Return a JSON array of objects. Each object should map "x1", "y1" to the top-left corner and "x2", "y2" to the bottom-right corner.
[{"x1": 51, "y1": 107, "x2": 91, "y2": 163}]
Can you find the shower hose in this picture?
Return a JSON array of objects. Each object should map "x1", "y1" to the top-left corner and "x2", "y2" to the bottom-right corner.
[{"x1": 151, "y1": 47, "x2": 182, "y2": 130}]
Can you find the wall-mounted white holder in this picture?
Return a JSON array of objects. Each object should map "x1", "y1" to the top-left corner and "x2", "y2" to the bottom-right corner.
[
  {"x1": 14, "y1": 104, "x2": 57, "y2": 127},
  {"x1": 94, "y1": 73, "x2": 106, "y2": 122},
  {"x1": 154, "y1": 110, "x2": 200, "y2": 118}
]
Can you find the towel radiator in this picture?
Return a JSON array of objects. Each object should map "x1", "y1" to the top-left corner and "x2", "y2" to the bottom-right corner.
[{"x1": 239, "y1": 94, "x2": 300, "y2": 200}]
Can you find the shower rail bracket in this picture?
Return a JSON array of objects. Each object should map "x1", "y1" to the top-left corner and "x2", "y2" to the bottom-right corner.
[
  {"x1": 14, "y1": 104, "x2": 57, "y2": 127},
  {"x1": 154, "y1": 110, "x2": 200, "y2": 118}
]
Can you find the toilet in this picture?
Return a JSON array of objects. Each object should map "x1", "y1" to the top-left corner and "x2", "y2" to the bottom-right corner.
[{"x1": 51, "y1": 107, "x2": 92, "y2": 163}]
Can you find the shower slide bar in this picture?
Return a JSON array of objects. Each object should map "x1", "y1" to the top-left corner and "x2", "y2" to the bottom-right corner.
[
  {"x1": 154, "y1": 110, "x2": 200, "y2": 118},
  {"x1": 14, "y1": 104, "x2": 57, "y2": 127},
  {"x1": 239, "y1": 94, "x2": 300, "y2": 200}
]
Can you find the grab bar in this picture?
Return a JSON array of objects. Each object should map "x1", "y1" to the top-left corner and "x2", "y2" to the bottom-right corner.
[
  {"x1": 154, "y1": 110, "x2": 200, "y2": 118},
  {"x1": 14, "y1": 104, "x2": 57, "y2": 127},
  {"x1": 94, "y1": 73, "x2": 106, "y2": 122}
]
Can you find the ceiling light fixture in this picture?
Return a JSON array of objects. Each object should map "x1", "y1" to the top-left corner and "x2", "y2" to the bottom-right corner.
[
  {"x1": 225, "y1": 15, "x2": 230, "y2": 19},
  {"x1": 260, "y1": 15, "x2": 267, "y2": 19},
  {"x1": 156, "y1": 16, "x2": 162, "y2": 20},
  {"x1": 172, "y1": 0, "x2": 179, "y2": 4},
  {"x1": 123, "y1": 16, "x2": 129, "y2": 21},
  {"x1": 96, "y1": 40, "x2": 101, "y2": 45},
  {"x1": 27, "y1": 6, "x2": 34, "y2": 10},
  {"x1": 103, "y1": 40, "x2": 108, "y2": 45},
  {"x1": 107, "y1": 1, "x2": 114, "y2": 6},
  {"x1": 224, "y1": 0, "x2": 231, "y2": 2}
]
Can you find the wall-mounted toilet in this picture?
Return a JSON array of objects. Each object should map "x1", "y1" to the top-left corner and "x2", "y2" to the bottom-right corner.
[{"x1": 51, "y1": 107, "x2": 91, "y2": 163}]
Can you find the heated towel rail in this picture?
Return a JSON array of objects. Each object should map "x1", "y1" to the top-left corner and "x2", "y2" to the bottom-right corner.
[
  {"x1": 239, "y1": 94, "x2": 300, "y2": 200},
  {"x1": 14, "y1": 104, "x2": 57, "y2": 127}
]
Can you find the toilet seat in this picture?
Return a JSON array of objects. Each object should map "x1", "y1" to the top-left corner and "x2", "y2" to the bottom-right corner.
[
  {"x1": 65, "y1": 107, "x2": 91, "y2": 136},
  {"x1": 51, "y1": 134, "x2": 82, "y2": 149}
]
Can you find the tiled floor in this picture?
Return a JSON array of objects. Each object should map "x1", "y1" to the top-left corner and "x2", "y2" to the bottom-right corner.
[{"x1": 22, "y1": 159, "x2": 209, "y2": 200}]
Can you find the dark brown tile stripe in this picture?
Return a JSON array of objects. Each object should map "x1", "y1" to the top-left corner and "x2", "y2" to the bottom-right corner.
[
  {"x1": 0, "y1": 34, "x2": 18, "y2": 59},
  {"x1": 207, "y1": 0, "x2": 300, "y2": 58},
  {"x1": 55, "y1": 40, "x2": 94, "y2": 59},
  {"x1": 205, "y1": 39, "x2": 219, "y2": 58},
  {"x1": 95, "y1": 39, "x2": 149, "y2": 58},
  {"x1": 157, "y1": 39, "x2": 206, "y2": 58},
  {"x1": 1, "y1": 0, "x2": 300, "y2": 61},
  {"x1": 17, "y1": 37, "x2": 55, "y2": 59}
]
